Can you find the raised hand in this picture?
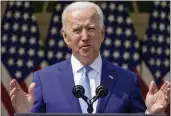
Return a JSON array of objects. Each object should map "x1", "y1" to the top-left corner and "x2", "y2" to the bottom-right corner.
[
  {"x1": 145, "y1": 81, "x2": 170, "y2": 114},
  {"x1": 10, "y1": 79, "x2": 36, "y2": 113}
]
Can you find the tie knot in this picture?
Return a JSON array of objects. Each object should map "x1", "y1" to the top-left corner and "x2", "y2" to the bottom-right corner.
[{"x1": 83, "y1": 65, "x2": 92, "y2": 73}]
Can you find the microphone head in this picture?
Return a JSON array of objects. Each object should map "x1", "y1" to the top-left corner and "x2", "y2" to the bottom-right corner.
[
  {"x1": 72, "y1": 85, "x2": 85, "y2": 98},
  {"x1": 96, "y1": 86, "x2": 108, "y2": 98}
]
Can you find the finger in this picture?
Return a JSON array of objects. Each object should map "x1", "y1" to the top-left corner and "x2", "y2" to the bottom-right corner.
[
  {"x1": 165, "y1": 81, "x2": 170, "y2": 90},
  {"x1": 10, "y1": 79, "x2": 17, "y2": 91},
  {"x1": 162, "y1": 88, "x2": 170, "y2": 106},
  {"x1": 10, "y1": 79, "x2": 22, "y2": 91},
  {"x1": 162, "y1": 81, "x2": 170, "y2": 95},
  {"x1": 10, "y1": 88, "x2": 17, "y2": 98},
  {"x1": 11, "y1": 95, "x2": 16, "y2": 106},
  {"x1": 11, "y1": 95, "x2": 15, "y2": 102},
  {"x1": 11, "y1": 95, "x2": 20, "y2": 113},
  {"x1": 166, "y1": 88, "x2": 170, "y2": 101},
  {"x1": 149, "y1": 81, "x2": 157, "y2": 94},
  {"x1": 28, "y1": 82, "x2": 36, "y2": 99},
  {"x1": 160, "y1": 81, "x2": 168, "y2": 92}
]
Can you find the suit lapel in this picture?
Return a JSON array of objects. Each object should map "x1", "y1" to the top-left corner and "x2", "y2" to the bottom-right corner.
[
  {"x1": 96, "y1": 60, "x2": 117, "y2": 113},
  {"x1": 57, "y1": 58, "x2": 82, "y2": 113}
]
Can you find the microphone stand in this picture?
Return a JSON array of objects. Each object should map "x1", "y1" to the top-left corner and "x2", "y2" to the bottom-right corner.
[
  {"x1": 80, "y1": 95, "x2": 93, "y2": 113},
  {"x1": 87, "y1": 94, "x2": 100, "y2": 113},
  {"x1": 72, "y1": 85, "x2": 108, "y2": 113},
  {"x1": 87, "y1": 86, "x2": 108, "y2": 113},
  {"x1": 87, "y1": 99, "x2": 93, "y2": 113},
  {"x1": 87, "y1": 94, "x2": 99, "y2": 113}
]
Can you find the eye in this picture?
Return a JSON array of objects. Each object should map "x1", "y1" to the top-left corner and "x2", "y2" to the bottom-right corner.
[
  {"x1": 88, "y1": 27, "x2": 96, "y2": 31},
  {"x1": 73, "y1": 28, "x2": 81, "y2": 34}
]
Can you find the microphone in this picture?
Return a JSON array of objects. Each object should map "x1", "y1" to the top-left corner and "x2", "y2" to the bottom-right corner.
[
  {"x1": 72, "y1": 85, "x2": 108, "y2": 113},
  {"x1": 72, "y1": 85, "x2": 88, "y2": 102},
  {"x1": 92, "y1": 85, "x2": 108, "y2": 103}
]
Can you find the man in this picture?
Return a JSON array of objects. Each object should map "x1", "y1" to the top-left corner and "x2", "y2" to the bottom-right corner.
[{"x1": 10, "y1": 2, "x2": 170, "y2": 114}]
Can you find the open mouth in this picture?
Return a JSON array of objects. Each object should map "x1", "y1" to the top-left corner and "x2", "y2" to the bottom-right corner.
[{"x1": 81, "y1": 45, "x2": 92, "y2": 49}]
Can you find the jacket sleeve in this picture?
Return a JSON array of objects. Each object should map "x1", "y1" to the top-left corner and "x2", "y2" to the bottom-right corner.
[
  {"x1": 31, "y1": 72, "x2": 46, "y2": 113},
  {"x1": 129, "y1": 74, "x2": 147, "y2": 113}
]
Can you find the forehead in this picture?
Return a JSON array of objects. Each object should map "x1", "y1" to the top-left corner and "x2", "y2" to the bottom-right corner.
[{"x1": 67, "y1": 8, "x2": 99, "y2": 26}]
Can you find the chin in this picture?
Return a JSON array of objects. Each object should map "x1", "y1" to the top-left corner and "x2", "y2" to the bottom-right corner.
[
  {"x1": 80, "y1": 52, "x2": 92, "y2": 57},
  {"x1": 70, "y1": 53, "x2": 95, "y2": 65}
]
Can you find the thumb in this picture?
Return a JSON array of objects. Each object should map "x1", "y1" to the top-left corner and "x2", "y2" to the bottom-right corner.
[
  {"x1": 28, "y1": 82, "x2": 36, "y2": 99},
  {"x1": 149, "y1": 81, "x2": 157, "y2": 95}
]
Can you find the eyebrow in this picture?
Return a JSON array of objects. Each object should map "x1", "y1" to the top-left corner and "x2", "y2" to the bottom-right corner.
[{"x1": 72, "y1": 24, "x2": 96, "y2": 28}]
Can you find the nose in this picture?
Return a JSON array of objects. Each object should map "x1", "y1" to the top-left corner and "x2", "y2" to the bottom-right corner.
[{"x1": 81, "y1": 29, "x2": 89, "y2": 40}]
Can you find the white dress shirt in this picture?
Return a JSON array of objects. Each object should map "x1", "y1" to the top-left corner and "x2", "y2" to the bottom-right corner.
[{"x1": 71, "y1": 54, "x2": 102, "y2": 113}]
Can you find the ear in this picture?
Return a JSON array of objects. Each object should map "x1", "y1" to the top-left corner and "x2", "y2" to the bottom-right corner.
[
  {"x1": 62, "y1": 29, "x2": 70, "y2": 47},
  {"x1": 100, "y1": 27, "x2": 105, "y2": 42}
]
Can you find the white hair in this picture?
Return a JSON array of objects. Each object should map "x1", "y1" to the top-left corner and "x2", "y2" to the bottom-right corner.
[{"x1": 62, "y1": 2, "x2": 104, "y2": 30}]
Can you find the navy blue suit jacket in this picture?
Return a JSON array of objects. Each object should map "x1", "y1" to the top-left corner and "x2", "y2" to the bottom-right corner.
[{"x1": 31, "y1": 58, "x2": 146, "y2": 113}]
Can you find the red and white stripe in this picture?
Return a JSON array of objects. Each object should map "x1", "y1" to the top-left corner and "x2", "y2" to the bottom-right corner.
[{"x1": 1, "y1": 63, "x2": 29, "y2": 116}]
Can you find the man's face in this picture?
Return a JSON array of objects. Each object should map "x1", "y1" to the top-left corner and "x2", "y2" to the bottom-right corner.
[{"x1": 63, "y1": 8, "x2": 104, "y2": 64}]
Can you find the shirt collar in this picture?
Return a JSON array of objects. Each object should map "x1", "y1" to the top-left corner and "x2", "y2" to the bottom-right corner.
[{"x1": 71, "y1": 54, "x2": 102, "y2": 74}]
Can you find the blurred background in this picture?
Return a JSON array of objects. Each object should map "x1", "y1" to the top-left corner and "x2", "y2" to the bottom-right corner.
[{"x1": 1, "y1": 1, "x2": 170, "y2": 116}]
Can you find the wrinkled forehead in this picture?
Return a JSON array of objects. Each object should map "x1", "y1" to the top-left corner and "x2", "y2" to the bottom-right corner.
[{"x1": 66, "y1": 8, "x2": 100, "y2": 27}]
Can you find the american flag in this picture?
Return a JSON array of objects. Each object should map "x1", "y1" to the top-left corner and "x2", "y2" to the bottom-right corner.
[
  {"x1": 142, "y1": 1, "x2": 170, "y2": 85},
  {"x1": 44, "y1": 1, "x2": 72, "y2": 65},
  {"x1": 99, "y1": 2, "x2": 140, "y2": 70},
  {"x1": 1, "y1": 1, "x2": 44, "y2": 116},
  {"x1": 142, "y1": 1, "x2": 170, "y2": 115}
]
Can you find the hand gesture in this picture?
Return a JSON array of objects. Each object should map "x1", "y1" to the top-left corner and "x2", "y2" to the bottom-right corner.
[
  {"x1": 10, "y1": 79, "x2": 36, "y2": 113},
  {"x1": 145, "y1": 81, "x2": 170, "y2": 114}
]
